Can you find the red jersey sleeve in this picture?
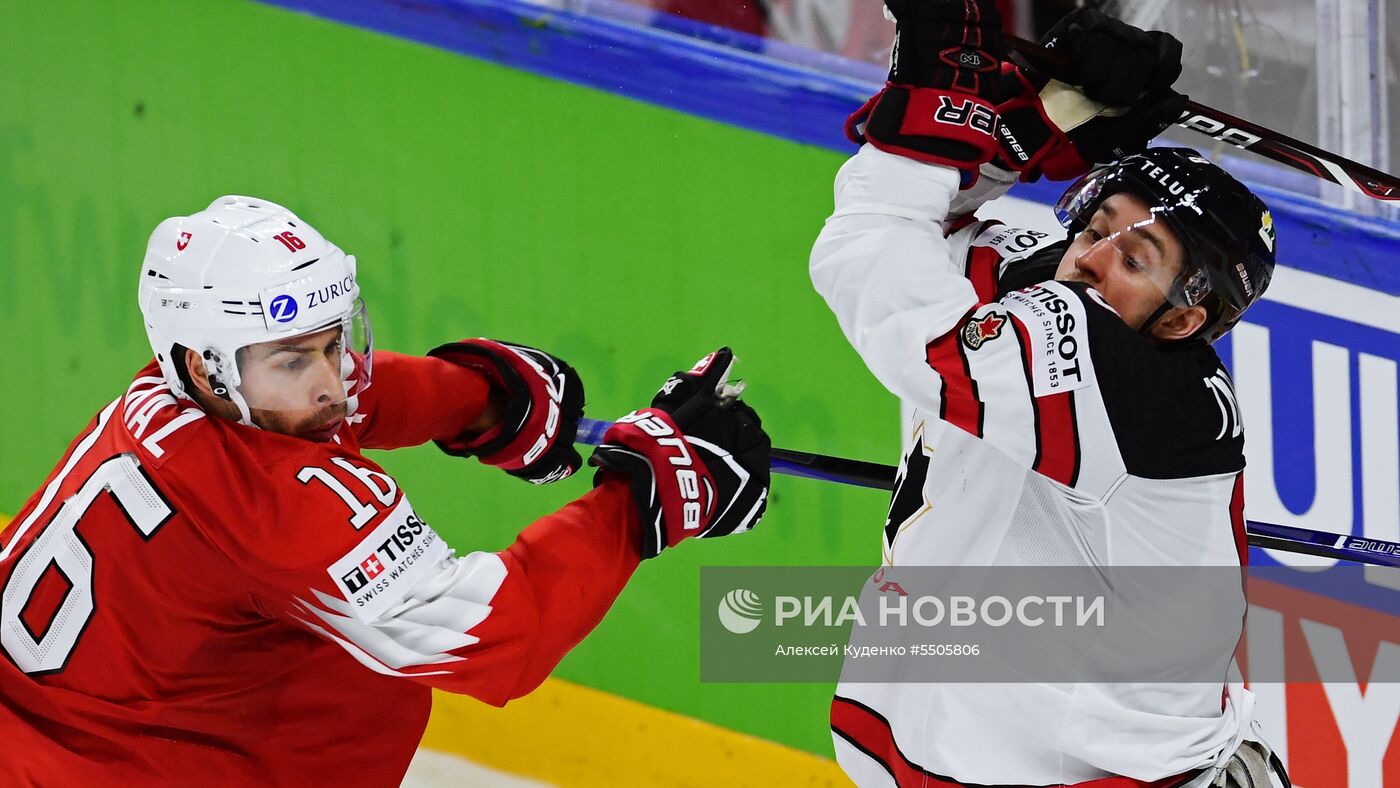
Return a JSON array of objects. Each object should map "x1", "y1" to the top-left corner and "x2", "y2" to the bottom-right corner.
[
  {"x1": 401, "y1": 479, "x2": 643, "y2": 704},
  {"x1": 171, "y1": 432, "x2": 641, "y2": 707},
  {"x1": 350, "y1": 350, "x2": 494, "y2": 450}
]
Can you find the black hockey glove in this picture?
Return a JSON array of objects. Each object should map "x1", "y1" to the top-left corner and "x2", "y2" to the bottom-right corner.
[
  {"x1": 590, "y1": 348, "x2": 770, "y2": 560},
  {"x1": 989, "y1": 8, "x2": 1186, "y2": 181},
  {"x1": 1042, "y1": 8, "x2": 1184, "y2": 106},
  {"x1": 846, "y1": 0, "x2": 1004, "y2": 172},
  {"x1": 995, "y1": 240, "x2": 1070, "y2": 297},
  {"x1": 428, "y1": 338, "x2": 585, "y2": 484}
]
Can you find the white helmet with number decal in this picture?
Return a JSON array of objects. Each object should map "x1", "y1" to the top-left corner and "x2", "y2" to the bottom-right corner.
[{"x1": 137, "y1": 195, "x2": 373, "y2": 426}]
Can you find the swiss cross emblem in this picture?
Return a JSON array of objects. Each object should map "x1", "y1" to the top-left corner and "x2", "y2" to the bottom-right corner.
[
  {"x1": 961, "y1": 312, "x2": 1005, "y2": 350},
  {"x1": 176, "y1": 231, "x2": 192, "y2": 251},
  {"x1": 360, "y1": 555, "x2": 384, "y2": 579}
]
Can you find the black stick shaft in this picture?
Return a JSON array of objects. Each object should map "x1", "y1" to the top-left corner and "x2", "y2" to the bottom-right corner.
[
  {"x1": 577, "y1": 418, "x2": 1400, "y2": 567},
  {"x1": 1003, "y1": 36, "x2": 1400, "y2": 201}
]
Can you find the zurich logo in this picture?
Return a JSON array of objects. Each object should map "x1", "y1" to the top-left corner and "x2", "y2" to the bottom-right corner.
[
  {"x1": 268, "y1": 295, "x2": 299, "y2": 324},
  {"x1": 717, "y1": 588, "x2": 764, "y2": 634}
]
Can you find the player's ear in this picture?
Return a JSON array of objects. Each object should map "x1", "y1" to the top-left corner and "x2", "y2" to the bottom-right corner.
[
  {"x1": 184, "y1": 348, "x2": 216, "y2": 398},
  {"x1": 1149, "y1": 305, "x2": 1208, "y2": 342}
]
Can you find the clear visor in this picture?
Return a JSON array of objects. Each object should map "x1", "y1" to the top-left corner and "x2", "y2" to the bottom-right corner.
[
  {"x1": 1073, "y1": 215, "x2": 1212, "y2": 308},
  {"x1": 212, "y1": 298, "x2": 373, "y2": 424},
  {"x1": 1057, "y1": 174, "x2": 1215, "y2": 309}
]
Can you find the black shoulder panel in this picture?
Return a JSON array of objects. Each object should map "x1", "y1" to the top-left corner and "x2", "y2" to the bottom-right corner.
[
  {"x1": 1059, "y1": 282, "x2": 1246, "y2": 479},
  {"x1": 995, "y1": 240, "x2": 1070, "y2": 297}
]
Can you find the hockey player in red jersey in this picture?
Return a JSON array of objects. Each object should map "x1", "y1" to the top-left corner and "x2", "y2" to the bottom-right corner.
[
  {"x1": 0, "y1": 196, "x2": 770, "y2": 785},
  {"x1": 815, "y1": 4, "x2": 1289, "y2": 787}
]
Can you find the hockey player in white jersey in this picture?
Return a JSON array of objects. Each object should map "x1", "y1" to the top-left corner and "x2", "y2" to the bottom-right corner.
[{"x1": 812, "y1": 3, "x2": 1289, "y2": 786}]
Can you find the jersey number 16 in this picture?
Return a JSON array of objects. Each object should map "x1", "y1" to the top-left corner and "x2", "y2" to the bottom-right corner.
[{"x1": 1, "y1": 454, "x2": 172, "y2": 675}]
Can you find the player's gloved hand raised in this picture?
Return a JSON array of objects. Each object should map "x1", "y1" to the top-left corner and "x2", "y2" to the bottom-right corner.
[
  {"x1": 590, "y1": 348, "x2": 770, "y2": 560},
  {"x1": 991, "y1": 12, "x2": 1186, "y2": 182},
  {"x1": 428, "y1": 338, "x2": 585, "y2": 484},
  {"x1": 1042, "y1": 8, "x2": 1183, "y2": 106},
  {"x1": 846, "y1": 0, "x2": 1004, "y2": 173}
]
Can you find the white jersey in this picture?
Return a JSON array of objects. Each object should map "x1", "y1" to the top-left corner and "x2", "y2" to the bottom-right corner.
[{"x1": 811, "y1": 146, "x2": 1255, "y2": 786}]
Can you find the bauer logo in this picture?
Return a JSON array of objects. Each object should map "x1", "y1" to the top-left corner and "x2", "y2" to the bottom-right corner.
[
  {"x1": 268, "y1": 294, "x2": 298, "y2": 324},
  {"x1": 718, "y1": 588, "x2": 764, "y2": 634}
]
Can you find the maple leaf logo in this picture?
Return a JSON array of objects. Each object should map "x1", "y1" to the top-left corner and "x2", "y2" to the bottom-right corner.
[{"x1": 961, "y1": 312, "x2": 1006, "y2": 350}]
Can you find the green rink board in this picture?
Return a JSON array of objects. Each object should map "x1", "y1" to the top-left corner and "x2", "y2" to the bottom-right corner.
[{"x1": 0, "y1": 0, "x2": 895, "y2": 758}]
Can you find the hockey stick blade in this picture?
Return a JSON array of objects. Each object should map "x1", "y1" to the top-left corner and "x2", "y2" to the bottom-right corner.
[
  {"x1": 1003, "y1": 36, "x2": 1400, "y2": 201},
  {"x1": 576, "y1": 417, "x2": 1400, "y2": 567}
]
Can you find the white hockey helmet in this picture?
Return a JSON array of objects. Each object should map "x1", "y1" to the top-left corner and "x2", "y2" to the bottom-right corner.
[{"x1": 137, "y1": 195, "x2": 373, "y2": 426}]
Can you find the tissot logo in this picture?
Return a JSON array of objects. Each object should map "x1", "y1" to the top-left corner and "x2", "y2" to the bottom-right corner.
[
  {"x1": 1021, "y1": 287, "x2": 1083, "y2": 384},
  {"x1": 338, "y1": 514, "x2": 428, "y2": 594},
  {"x1": 361, "y1": 555, "x2": 384, "y2": 579},
  {"x1": 341, "y1": 566, "x2": 369, "y2": 593}
]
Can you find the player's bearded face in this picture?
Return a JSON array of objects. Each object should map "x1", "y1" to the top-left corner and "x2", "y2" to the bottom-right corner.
[
  {"x1": 1055, "y1": 193, "x2": 1188, "y2": 331},
  {"x1": 235, "y1": 326, "x2": 350, "y2": 441}
]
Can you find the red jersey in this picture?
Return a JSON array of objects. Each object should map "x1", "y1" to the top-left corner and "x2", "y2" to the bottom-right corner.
[{"x1": 0, "y1": 351, "x2": 641, "y2": 786}]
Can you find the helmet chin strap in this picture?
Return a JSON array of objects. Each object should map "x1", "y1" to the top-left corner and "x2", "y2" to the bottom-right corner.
[
  {"x1": 202, "y1": 349, "x2": 258, "y2": 428},
  {"x1": 1138, "y1": 299, "x2": 1175, "y2": 338}
]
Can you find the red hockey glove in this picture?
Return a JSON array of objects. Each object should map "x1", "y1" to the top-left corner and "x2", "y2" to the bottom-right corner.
[
  {"x1": 846, "y1": 0, "x2": 1004, "y2": 171},
  {"x1": 428, "y1": 338, "x2": 584, "y2": 484},
  {"x1": 589, "y1": 348, "x2": 770, "y2": 560},
  {"x1": 992, "y1": 10, "x2": 1186, "y2": 182}
]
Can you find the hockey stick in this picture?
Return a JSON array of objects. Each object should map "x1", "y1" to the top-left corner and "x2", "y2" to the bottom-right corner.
[
  {"x1": 576, "y1": 417, "x2": 1400, "y2": 568},
  {"x1": 1002, "y1": 36, "x2": 1400, "y2": 202}
]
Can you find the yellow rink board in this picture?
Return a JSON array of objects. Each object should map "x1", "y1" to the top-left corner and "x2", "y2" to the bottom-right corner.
[
  {"x1": 0, "y1": 510, "x2": 847, "y2": 786},
  {"x1": 422, "y1": 680, "x2": 850, "y2": 787}
]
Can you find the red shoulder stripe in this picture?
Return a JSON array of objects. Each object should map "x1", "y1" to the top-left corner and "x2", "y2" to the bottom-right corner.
[
  {"x1": 926, "y1": 320, "x2": 983, "y2": 438},
  {"x1": 1010, "y1": 314, "x2": 1045, "y2": 467},
  {"x1": 966, "y1": 245, "x2": 1001, "y2": 304},
  {"x1": 1034, "y1": 390, "x2": 1080, "y2": 487},
  {"x1": 1010, "y1": 313, "x2": 1081, "y2": 487},
  {"x1": 1230, "y1": 472, "x2": 1248, "y2": 566}
]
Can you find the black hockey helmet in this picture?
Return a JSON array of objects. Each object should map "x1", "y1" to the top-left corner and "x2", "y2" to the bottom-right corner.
[{"x1": 1054, "y1": 147, "x2": 1276, "y2": 343}]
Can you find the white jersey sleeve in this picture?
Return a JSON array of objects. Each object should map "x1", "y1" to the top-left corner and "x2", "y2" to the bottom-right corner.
[
  {"x1": 810, "y1": 145, "x2": 980, "y2": 416},
  {"x1": 810, "y1": 146, "x2": 1099, "y2": 483}
]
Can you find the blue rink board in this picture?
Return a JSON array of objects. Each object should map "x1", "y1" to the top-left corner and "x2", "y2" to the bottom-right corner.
[{"x1": 257, "y1": 0, "x2": 1400, "y2": 601}]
